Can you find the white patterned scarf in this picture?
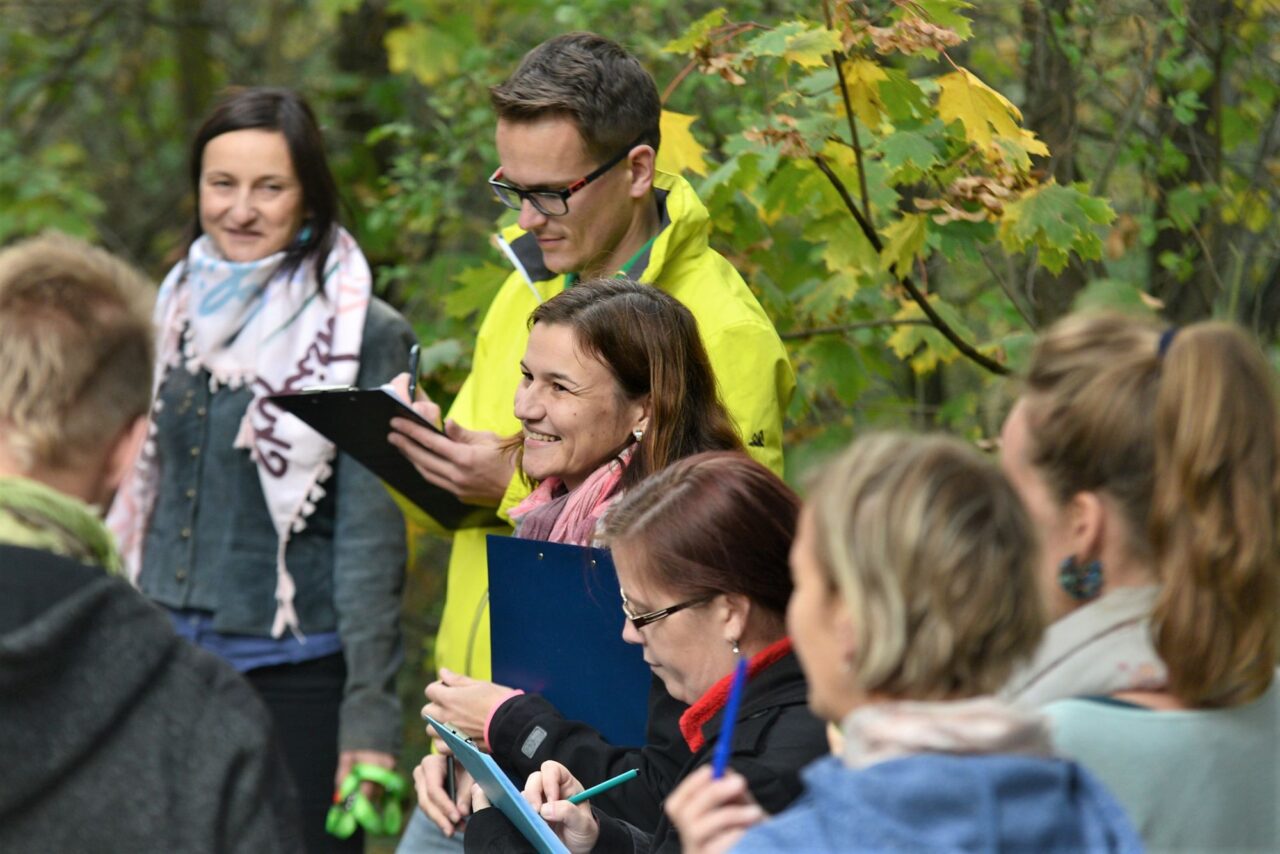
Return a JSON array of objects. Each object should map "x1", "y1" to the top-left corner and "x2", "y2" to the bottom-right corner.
[{"x1": 107, "y1": 228, "x2": 371, "y2": 637}]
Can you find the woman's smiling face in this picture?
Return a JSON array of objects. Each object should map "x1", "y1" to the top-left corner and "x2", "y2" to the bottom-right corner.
[{"x1": 514, "y1": 321, "x2": 647, "y2": 490}]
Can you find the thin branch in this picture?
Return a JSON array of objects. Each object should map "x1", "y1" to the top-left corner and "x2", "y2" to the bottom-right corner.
[
  {"x1": 811, "y1": 154, "x2": 1011, "y2": 375},
  {"x1": 781, "y1": 318, "x2": 931, "y2": 341},
  {"x1": 822, "y1": 0, "x2": 872, "y2": 221}
]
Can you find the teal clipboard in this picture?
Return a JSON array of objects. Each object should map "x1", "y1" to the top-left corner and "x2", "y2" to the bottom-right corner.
[{"x1": 424, "y1": 715, "x2": 569, "y2": 854}]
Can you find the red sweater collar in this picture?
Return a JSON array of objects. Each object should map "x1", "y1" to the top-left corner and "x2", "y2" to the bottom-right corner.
[{"x1": 678, "y1": 637, "x2": 793, "y2": 752}]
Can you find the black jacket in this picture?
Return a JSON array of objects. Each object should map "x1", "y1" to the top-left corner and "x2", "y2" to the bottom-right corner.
[
  {"x1": 0, "y1": 545, "x2": 303, "y2": 852},
  {"x1": 468, "y1": 650, "x2": 827, "y2": 853}
]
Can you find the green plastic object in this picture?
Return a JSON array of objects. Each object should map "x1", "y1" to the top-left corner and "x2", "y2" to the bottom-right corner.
[{"x1": 325, "y1": 763, "x2": 408, "y2": 839}]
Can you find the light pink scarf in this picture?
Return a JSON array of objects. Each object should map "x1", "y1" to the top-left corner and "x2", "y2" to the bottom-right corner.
[{"x1": 508, "y1": 444, "x2": 634, "y2": 545}]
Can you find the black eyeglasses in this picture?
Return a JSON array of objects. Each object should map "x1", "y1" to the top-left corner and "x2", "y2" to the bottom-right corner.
[
  {"x1": 621, "y1": 589, "x2": 715, "y2": 630},
  {"x1": 488, "y1": 135, "x2": 646, "y2": 217}
]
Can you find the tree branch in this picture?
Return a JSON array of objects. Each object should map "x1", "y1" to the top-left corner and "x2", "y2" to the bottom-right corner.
[
  {"x1": 822, "y1": 0, "x2": 872, "y2": 221},
  {"x1": 811, "y1": 154, "x2": 1011, "y2": 375},
  {"x1": 781, "y1": 318, "x2": 931, "y2": 341}
]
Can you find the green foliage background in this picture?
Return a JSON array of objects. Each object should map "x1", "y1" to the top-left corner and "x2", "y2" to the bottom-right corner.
[{"x1": 3, "y1": 0, "x2": 1277, "y2": 838}]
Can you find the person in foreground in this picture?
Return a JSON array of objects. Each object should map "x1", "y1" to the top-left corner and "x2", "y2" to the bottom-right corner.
[
  {"x1": 0, "y1": 232, "x2": 302, "y2": 852},
  {"x1": 462, "y1": 452, "x2": 828, "y2": 853},
  {"x1": 405, "y1": 278, "x2": 742, "y2": 840},
  {"x1": 107, "y1": 86, "x2": 414, "y2": 851},
  {"x1": 666, "y1": 433, "x2": 1143, "y2": 854},
  {"x1": 999, "y1": 313, "x2": 1279, "y2": 851}
]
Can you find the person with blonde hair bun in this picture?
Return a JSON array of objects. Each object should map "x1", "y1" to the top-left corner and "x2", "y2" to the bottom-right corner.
[
  {"x1": 1000, "y1": 312, "x2": 1279, "y2": 850},
  {"x1": 666, "y1": 433, "x2": 1140, "y2": 853}
]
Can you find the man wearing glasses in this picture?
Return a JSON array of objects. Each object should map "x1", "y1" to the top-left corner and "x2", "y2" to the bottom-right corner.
[{"x1": 391, "y1": 31, "x2": 793, "y2": 851}]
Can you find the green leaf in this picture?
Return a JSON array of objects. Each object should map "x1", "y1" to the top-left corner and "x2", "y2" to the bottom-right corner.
[
  {"x1": 878, "y1": 213, "x2": 929, "y2": 273},
  {"x1": 998, "y1": 182, "x2": 1116, "y2": 274},
  {"x1": 912, "y1": 0, "x2": 975, "y2": 40},
  {"x1": 879, "y1": 69, "x2": 931, "y2": 122},
  {"x1": 444, "y1": 262, "x2": 508, "y2": 319},
  {"x1": 878, "y1": 130, "x2": 941, "y2": 183},
  {"x1": 840, "y1": 59, "x2": 888, "y2": 127},
  {"x1": 745, "y1": 21, "x2": 840, "y2": 68},
  {"x1": 662, "y1": 7, "x2": 728, "y2": 53}
]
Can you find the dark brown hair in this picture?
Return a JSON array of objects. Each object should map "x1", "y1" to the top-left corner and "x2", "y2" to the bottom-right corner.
[
  {"x1": 526, "y1": 278, "x2": 742, "y2": 492},
  {"x1": 490, "y1": 32, "x2": 661, "y2": 160},
  {"x1": 1025, "y1": 312, "x2": 1280, "y2": 708},
  {"x1": 600, "y1": 451, "x2": 798, "y2": 619},
  {"x1": 188, "y1": 87, "x2": 338, "y2": 289}
]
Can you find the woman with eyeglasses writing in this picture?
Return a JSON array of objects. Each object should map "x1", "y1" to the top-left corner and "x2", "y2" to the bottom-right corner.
[{"x1": 463, "y1": 452, "x2": 828, "y2": 853}]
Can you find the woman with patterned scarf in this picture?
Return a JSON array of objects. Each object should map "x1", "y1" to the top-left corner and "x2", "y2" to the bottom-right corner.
[
  {"x1": 107, "y1": 87, "x2": 415, "y2": 853},
  {"x1": 397, "y1": 279, "x2": 748, "y2": 849}
]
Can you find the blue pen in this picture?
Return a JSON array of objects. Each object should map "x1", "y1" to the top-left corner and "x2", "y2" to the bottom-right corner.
[{"x1": 711, "y1": 657, "x2": 749, "y2": 778}]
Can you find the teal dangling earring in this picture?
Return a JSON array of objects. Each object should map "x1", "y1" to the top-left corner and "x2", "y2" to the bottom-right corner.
[
  {"x1": 1058, "y1": 555, "x2": 1103, "y2": 601},
  {"x1": 294, "y1": 221, "x2": 314, "y2": 246}
]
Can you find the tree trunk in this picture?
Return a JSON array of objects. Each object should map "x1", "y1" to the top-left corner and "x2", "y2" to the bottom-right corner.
[{"x1": 1020, "y1": 0, "x2": 1089, "y2": 326}]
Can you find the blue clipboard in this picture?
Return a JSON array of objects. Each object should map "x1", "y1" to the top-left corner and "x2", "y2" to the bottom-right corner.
[
  {"x1": 424, "y1": 715, "x2": 569, "y2": 854},
  {"x1": 488, "y1": 536, "x2": 651, "y2": 746}
]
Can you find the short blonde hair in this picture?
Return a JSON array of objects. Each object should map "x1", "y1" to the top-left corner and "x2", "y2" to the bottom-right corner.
[
  {"x1": 808, "y1": 432, "x2": 1045, "y2": 700},
  {"x1": 0, "y1": 232, "x2": 154, "y2": 471}
]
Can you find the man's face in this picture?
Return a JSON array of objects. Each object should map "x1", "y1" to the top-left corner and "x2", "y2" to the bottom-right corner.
[{"x1": 494, "y1": 116, "x2": 635, "y2": 276}]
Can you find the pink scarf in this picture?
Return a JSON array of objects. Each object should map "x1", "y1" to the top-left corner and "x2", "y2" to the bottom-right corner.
[{"x1": 508, "y1": 444, "x2": 633, "y2": 545}]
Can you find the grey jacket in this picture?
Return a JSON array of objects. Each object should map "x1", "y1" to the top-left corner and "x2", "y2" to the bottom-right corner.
[
  {"x1": 139, "y1": 296, "x2": 415, "y2": 751},
  {"x1": 0, "y1": 544, "x2": 303, "y2": 852}
]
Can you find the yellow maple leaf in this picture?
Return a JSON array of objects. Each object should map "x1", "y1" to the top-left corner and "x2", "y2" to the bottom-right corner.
[
  {"x1": 936, "y1": 69, "x2": 1023, "y2": 151},
  {"x1": 841, "y1": 59, "x2": 888, "y2": 128},
  {"x1": 656, "y1": 110, "x2": 709, "y2": 177}
]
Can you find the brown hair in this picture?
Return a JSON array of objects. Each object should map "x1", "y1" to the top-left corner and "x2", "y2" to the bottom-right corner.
[
  {"x1": 600, "y1": 451, "x2": 797, "y2": 619},
  {"x1": 189, "y1": 87, "x2": 338, "y2": 289},
  {"x1": 490, "y1": 32, "x2": 661, "y2": 160},
  {"x1": 0, "y1": 232, "x2": 154, "y2": 470},
  {"x1": 525, "y1": 277, "x2": 742, "y2": 492},
  {"x1": 1025, "y1": 312, "x2": 1279, "y2": 707},
  {"x1": 808, "y1": 433, "x2": 1045, "y2": 700}
]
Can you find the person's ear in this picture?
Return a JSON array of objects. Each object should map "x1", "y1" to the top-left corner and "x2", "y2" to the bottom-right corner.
[
  {"x1": 105, "y1": 415, "x2": 148, "y2": 495},
  {"x1": 626, "y1": 144, "x2": 656, "y2": 199},
  {"x1": 1066, "y1": 491, "x2": 1105, "y2": 562},
  {"x1": 720, "y1": 592, "x2": 751, "y2": 649},
  {"x1": 631, "y1": 396, "x2": 652, "y2": 438}
]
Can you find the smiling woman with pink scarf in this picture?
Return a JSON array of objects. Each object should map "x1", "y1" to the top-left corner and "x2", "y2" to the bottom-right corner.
[{"x1": 401, "y1": 277, "x2": 743, "y2": 845}]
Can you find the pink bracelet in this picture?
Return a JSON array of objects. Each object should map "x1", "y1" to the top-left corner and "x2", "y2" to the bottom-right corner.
[{"x1": 483, "y1": 688, "x2": 526, "y2": 750}]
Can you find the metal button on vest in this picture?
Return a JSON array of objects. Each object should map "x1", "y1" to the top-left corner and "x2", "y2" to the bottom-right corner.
[
  {"x1": 189, "y1": 446, "x2": 200, "y2": 458},
  {"x1": 175, "y1": 569, "x2": 187, "y2": 581},
  {"x1": 180, "y1": 527, "x2": 191, "y2": 539},
  {"x1": 185, "y1": 488, "x2": 196, "y2": 499}
]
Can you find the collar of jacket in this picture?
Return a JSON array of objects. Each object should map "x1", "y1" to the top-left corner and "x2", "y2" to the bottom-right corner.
[
  {"x1": 680, "y1": 637, "x2": 799, "y2": 752},
  {"x1": 496, "y1": 170, "x2": 711, "y2": 286}
]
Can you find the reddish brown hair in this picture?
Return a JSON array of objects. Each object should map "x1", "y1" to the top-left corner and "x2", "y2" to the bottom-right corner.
[{"x1": 599, "y1": 451, "x2": 798, "y2": 619}]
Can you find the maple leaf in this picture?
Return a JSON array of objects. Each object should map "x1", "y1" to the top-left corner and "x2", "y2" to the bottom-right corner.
[
  {"x1": 841, "y1": 58, "x2": 888, "y2": 128},
  {"x1": 656, "y1": 110, "x2": 709, "y2": 177},
  {"x1": 878, "y1": 129, "x2": 941, "y2": 183},
  {"x1": 878, "y1": 212, "x2": 929, "y2": 273},
  {"x1": 936, "y1": 69, "x2": 1023, "y2": 152},
  {"x1": 998, "y1": 182, "x2": 1117, "y2": 274},
  {"x1": 663, "y1": 7, "x2": 728, "y2": 53},
  {"x1": 746, "y1": 21, "x2": 841, "y2": 68}
]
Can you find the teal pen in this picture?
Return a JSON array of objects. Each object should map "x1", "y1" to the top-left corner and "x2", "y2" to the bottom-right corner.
[{"x1": 567, "y1": 768, "x2": 639, "y2": 805}]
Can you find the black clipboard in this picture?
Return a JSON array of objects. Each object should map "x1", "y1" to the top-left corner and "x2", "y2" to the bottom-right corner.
[{"x1": 267, "y1": 387, "x2": 501, "y2": 530}]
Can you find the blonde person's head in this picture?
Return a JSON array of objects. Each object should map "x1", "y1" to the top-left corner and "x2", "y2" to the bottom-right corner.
[
  {"x1": 1023, "y1": 312, "x2": 1280, "y2": 708},
  {"x1": 806, "y1": 432, "x2": 1045, "y2": 701},
  {"x1": 0, "y1": 232, "x2": 154, "y2": 472}
]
